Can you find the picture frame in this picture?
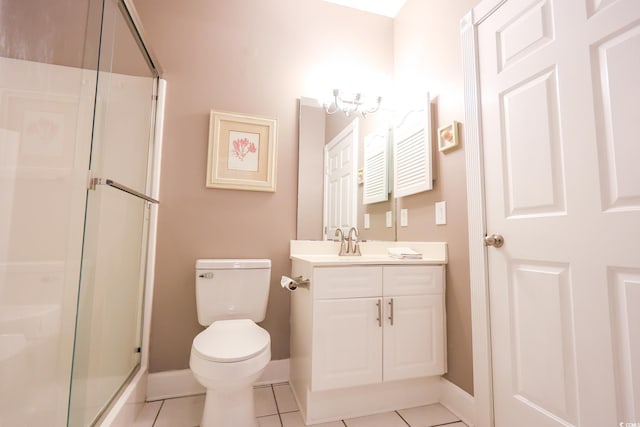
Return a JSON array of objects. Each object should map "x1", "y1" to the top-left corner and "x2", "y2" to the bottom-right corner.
[
  {"x1": 207, "y1": 110, "x2": 278, "y2": 192},
  {"x1": 437, "y1": 121, "x2": 460, "y2": 153}
]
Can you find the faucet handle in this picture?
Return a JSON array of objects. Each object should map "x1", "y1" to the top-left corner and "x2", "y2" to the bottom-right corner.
[
  {"x1": 347, "y1": 227, "x2": 361, "y2": 256},
  {"x1": 351, "y1": 240, "x2": 362, "y2": 256},
  {"x1": 334, "y1": 228, "x2": 347, "y2": 256}
]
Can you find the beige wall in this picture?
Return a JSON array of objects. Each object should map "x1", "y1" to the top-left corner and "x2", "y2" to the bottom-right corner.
[
  {"x1": 393, "y1": 0, "x2": 481, "y2": 395},
  {"x1": 133, "y1": 0, "x2": 479, "y2": 396},
  {"x1": 132, "y1": 0, "x2": 393, "y2": 372}
]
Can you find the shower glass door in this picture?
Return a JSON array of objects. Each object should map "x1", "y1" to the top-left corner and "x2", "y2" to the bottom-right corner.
[
  {"x1": 68, "y1": 0, "x2": 160, "y2": 425},
  {"x1": 0, "y1": 0, "x2": 102, "y2": 425}
]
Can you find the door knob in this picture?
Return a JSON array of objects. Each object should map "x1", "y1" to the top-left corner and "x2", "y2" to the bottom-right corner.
[{"x1": 484, "y1": 233, "x2": 504, "y2": 248}]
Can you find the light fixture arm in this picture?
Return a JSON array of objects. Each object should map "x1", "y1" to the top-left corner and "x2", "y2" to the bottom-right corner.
[{"x1": 323, "y1": 89, "x2": 381, "y2": 118}]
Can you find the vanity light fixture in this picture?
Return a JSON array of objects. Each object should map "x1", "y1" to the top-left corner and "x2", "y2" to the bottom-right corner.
[{"x1": 323, "y1": 89, "x2": 382, "y2": 117}]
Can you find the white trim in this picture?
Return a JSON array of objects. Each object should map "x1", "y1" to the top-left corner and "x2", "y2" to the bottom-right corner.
[
  {"x1": 97, "y1": 368, "x2": 148, "y2": 426},
  {"x1": 255, "y1": 358, "x2": 290, "y2": 386},
  {"x1": 146, "y1": 359, "x2": 291, "y2": 401},
  {"x1": 147, "y1": 368, "x2": 204, "y2": 401},
  {"x1": 439, "y1": 378, "x2": 476, "y2": 427},
  {"x1": 461, "y1": 4, "x2": 498, "y2": 427},
  {"x1": 301, "y1": 377, "x2": 442, "y2": 424}
]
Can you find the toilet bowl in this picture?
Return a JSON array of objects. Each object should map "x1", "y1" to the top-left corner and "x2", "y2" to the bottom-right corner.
[
  {"x1": 190, "y1": 319, "x2": 270, "y2": 427},
  {"x1": 190, "y1": 259, "x2": 272, "y2": 427}
]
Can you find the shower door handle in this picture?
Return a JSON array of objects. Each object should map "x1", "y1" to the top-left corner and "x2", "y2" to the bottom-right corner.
[{"x1": 88, "y1": 172, "x2": 159, "y2": 204}]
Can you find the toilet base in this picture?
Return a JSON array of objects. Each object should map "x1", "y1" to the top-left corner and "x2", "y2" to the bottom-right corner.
[
  {"x1": 190, "y1": 323, "x2": 271, "y2": 427},
  {"x1": 201, "y1": 385, "x2": 258, "y2": 427}
]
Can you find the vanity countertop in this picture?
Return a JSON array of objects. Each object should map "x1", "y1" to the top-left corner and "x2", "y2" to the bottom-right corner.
[{"x1": 290, "y1": 240, "x2": 448, "y2": 266}]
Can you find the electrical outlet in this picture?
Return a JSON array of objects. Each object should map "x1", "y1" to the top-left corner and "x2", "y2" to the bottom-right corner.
[
  {"x1": 364, "y1": 213, "x2": 370, "y2": 229},
  {"x1": 386, "y1": 211, "x2": 393, "y2": 228}
]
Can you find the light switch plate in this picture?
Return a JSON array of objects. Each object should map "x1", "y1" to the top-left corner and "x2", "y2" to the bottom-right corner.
[
  {"x1": 400, "y1": 209, "x2": 408, "y2": 227},
  {"x1": 364, "y1": 213, "x2": 370, "y2": 229},
  {"x1": 435, "y1": 201, "x2": 447, "y2": 225},
  {"x1": 386, "y1": 211, "x2": 393, "y2": 228}
]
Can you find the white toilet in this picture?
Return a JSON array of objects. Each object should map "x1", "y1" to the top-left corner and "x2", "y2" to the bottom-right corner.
[{"x1": 190, "y1": 259, "x2": 272, "y2": 427}]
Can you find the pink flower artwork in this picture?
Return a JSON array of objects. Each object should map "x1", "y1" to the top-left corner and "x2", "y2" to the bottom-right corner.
[
  {"x1": 231, "y1": 137, "x2": 257, "y2": 161},
  {"x1": 227, "y1": 131, "x2": 259, "y2": 172}
]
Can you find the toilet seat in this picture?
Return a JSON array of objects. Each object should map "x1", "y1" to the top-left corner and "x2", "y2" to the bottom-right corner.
[{"x1": 192, "y1": 319, "x2": 270, "y2": 363}]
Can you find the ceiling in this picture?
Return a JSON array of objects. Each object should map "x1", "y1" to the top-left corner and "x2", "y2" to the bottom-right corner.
[{"x1": 321, "y1": 0, "x2": 407, "y2": 18}]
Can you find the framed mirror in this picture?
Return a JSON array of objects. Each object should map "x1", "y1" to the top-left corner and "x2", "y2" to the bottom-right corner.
[{"x1": 297, "y1": 97, "x2": 396, "y2": 241}]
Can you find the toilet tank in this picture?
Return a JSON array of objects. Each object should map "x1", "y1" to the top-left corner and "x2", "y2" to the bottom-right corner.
[{"x1": 195, "y1": 259, "x2": 271, "y2": 326}]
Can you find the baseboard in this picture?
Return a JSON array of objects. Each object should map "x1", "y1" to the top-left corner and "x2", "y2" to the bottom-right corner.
[
  {"x1": 146, "y1": 368, "x2": 204, "y2": 401},
  {"x1": 439, "y1": 377, "x2": 475, "y2": 427},
  {"x1": 146, "y1": 358, "x2": 291, "y2": 401},
  {"x1": 255, "y1": 358, "x2": 290, "y2": 386}
]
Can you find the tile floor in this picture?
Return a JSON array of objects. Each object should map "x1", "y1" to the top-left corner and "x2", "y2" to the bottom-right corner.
[{"x1": 132, "y1": 383, "x2": 467, "y2": 427}]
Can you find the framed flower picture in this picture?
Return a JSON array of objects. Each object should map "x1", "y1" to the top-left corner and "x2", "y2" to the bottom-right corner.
[
  {"x1": 207, "y1": 110, "x2": 278, "y2": 192},
  {"x1": 437, "y1": 121, "x2": 460, "y2": 153}
]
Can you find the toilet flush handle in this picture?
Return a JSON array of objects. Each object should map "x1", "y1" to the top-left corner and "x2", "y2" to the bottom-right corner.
[{"x1": 198, "y1": 272, "x2": 214, "y2": 279}]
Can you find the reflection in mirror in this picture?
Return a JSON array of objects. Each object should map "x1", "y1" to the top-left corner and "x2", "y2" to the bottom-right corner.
[
  {"x1": 362, "y1": 127, "x2": 390, "y2": 205},
  {"x1": 324, "y1": 119, "x2": 358, "y2": 240},
  {"x1": 297, "y1": 97, "x2": 396, "y2": 241},
  {"x1": 393, "y1": 94, "x2": 433, "y2": 198}
]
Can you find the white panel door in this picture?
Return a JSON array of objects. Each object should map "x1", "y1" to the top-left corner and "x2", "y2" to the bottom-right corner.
[
  {"x1": 324, "y1": 120, "x2": 358, "y2": 239},
  {"x1": 382, "y1": 295, "x2": 445, "y2": 382},
  {"x1": 312, "y1": 298, "x2": 382, "y2": 391},
  {"x1": 477, "y1": 0, "x2": 640, "y2": 426}
]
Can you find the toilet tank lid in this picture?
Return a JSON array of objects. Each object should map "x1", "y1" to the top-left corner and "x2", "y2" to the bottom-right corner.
[{"x1": 196, "y1": 259, "x2": 271, "y2": 269}]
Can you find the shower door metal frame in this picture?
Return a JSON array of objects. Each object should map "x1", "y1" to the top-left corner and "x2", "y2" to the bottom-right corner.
[{"x1": 69, "y1": 0, "x2": 164, "y2": 424}]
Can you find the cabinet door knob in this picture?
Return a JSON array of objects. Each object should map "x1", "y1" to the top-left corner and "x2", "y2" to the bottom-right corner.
[
  {"x1": 376, "y1": 299, "x2": 382, "y2": 327},
  {"x1": 388, "y1": 298, "x2": 394, "y2": 326}
]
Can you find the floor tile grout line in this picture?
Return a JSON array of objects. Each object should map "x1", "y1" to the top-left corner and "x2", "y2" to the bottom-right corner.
[
  {"x1": 431, "y1": 421, "x2": 465, "y2": 427},
  {"x1": 269, "y1": 384, "x2": 284, "y2": 427},
  {"x1": 147, "y1": 392, "x2": 206, "y2": 403},
  {"x1": 151, "y1": 399, "x2": 164, "y2": 427},
  {"x1": 395, "y1": 410, "x2": 412, "y2": 426}
]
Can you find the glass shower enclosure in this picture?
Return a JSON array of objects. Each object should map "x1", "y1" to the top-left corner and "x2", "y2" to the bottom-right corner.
[{"x1": 0, "y1": 0, "x2": 163, "y2": 425}]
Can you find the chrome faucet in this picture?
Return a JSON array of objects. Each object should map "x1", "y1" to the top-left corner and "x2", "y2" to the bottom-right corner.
[
  {"x1": 347, "y1": 226, "x2": 362, "y2": 256},
  {"x1": 334, "y1": 228, "x2": 347, "y2": 256}
]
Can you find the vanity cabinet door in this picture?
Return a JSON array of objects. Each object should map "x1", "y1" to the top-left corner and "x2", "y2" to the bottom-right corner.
[
  {"x1": 312, "y1": 298, "x2": 383, "y2": 391},
  {"x1": 382, "y1": 295, "x2": 446, "y2": 382}
]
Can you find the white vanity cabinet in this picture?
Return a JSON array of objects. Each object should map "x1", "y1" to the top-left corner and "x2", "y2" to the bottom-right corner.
[
  {"x1": 289, "y1": 241, "x2": 448, "y2": 425},
  {"x1": 310, "y1": 265, "x2": 445, "y2": 390},
  {"x1": 289, "y1": 259, "x2": 446, "y2": 423}
]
